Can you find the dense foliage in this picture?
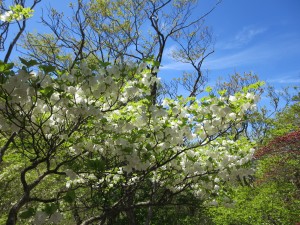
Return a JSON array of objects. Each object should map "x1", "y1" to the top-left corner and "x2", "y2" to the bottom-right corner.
[{"x1": 209, "y1": 100, "x2": 300, "y2": 225}]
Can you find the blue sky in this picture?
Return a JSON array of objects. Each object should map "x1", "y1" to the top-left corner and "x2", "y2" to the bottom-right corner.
[
  {"x1": 162, "y1": 0, "x2": 300, "y2": 89},
  {"x1": 2, "y1": 0, "x2": 300, "y2": 91}
]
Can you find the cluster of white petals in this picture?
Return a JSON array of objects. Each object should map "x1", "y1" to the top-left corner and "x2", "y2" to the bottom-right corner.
[
  {"x1": 0, "y1": 10, "x2": 13, "y2": 22},
  {"x1": 0, "y1": 61, "x2": 260, "y2": 218}
]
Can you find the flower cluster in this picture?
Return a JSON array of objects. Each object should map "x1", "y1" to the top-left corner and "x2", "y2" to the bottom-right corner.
[{"x1": 0, "y1": 60, "x2": 261, "y2": 223}]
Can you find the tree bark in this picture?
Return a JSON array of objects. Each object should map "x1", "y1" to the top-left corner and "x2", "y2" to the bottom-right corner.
[{"x1": 6, "y1": 194, "x2": 29, "y2": 225}]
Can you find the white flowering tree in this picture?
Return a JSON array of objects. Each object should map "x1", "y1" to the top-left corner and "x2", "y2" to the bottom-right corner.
[
  {"x1": 0, "y1": 57, "x2": 261, "y2": 224},
  {"x1": 0, "y1": 1, "x2": 263, "y2": 224}
]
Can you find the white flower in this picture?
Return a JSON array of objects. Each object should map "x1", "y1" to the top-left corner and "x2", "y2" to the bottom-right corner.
[
  {"x1": 219, "y1": 106, "x2": 231, "y2": 117},
  {"x1": 210, "y1": 199, "x2": 218, "y2": 206},
  {"x1": 214, "y1": 184, "x2": 220, "y2": 191},
  {"x1": 67, "y1": 86, "x2": 76, "y2": 94},
  {"x1": 254, "y1": 94, "x2": 260, "y2": 103},
  {"x1": 141, "y1": 74, "x2": 151, "y2": 85},
  {"x1": 45, "y1": 134, "x2": 52, "y2": 139},
  {"x1": 49, "y1": 212, "x2": 63, "y2": 224},
  {"x1": 162, "y1": 99, "x2": 169, "y2": 107},
  {"x1": 229, "y1": 95, "x2": 237, "y2": 102},
  {"x1": 186, "y1": 150, "x2": 195, "y2": 158},
  {"x1": 199, "y1": 131, "x2": 207, "y2": 140},
  {"x1": 242, "y1": 102, "x2": 251, "y2": 111},
  {"x1": 250, "y1": 104, "x2": 257, "y2": 111},
  {"x1": 223, "y1": 106, "x2": 232, "y2": 114},
  {"x1": 246, "y1": 92, "x2": 254, "y2": 100},
  {"x1": 206, "y1": 125, "x2": 218, "y2": 135},
  {"x1": 34, "y1": 211, "x2": 47, "y2": 225},
  {"x1": 203, "y1": 120, "x2": 211, "y2": 129},
  {"x1": 228, "y1": 112, "x2": 236, "y2": 120},
  {"x1": 66, "y1": 181, "x2": 72, "y2": 188},
  {"x1": 0, "y1": 11, "x2": 13, "y2": 22},
  {"x1": 65, "y1": 169, "x2": 77, "y2": 180},
  {"x1": 249, "y1": 148, "x2": 255, "y2": 154},
  {"x1": 212, "y1": 117, "x2": 222, "y2": 127},
  {"x1": 59, "y1": 134, "x2": 68, "y2": 141},
  {"x1": 50, "y1": 93, "x2": 60, "y2": 103},
  {"x1": 210, "y1": 104, "x2": 219, "y2": 114},
  {"x1": 214, "y1": 177, "x2": 220, "y2": 183}
]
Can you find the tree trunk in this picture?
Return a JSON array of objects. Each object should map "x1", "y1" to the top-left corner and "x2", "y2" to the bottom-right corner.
[{"x1": 6, "y1": 195, "x2": 28, "y2": 225}]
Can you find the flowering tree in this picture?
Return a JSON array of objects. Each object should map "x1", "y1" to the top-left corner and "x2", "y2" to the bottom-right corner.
[
  {"x1": 0, "y1": 1, "x2": 264, "y2": 224},
  {"x1": 0, "y1": 58, "x2": 261, "y2": 224}
]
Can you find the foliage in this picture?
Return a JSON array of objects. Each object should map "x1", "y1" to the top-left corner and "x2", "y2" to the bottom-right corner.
[
  {"x1": 0, "y1": 4, "x2": 33, "y2": 22},
  {"x1": 209, "y1": 182, "x2": 299, "y2": 225},
  {"x1": 209, "y1": 99, "x2": 300, "y2": 225},
  {"x1": 266, "y1": 101, "x2": 300, "y2": 139}
]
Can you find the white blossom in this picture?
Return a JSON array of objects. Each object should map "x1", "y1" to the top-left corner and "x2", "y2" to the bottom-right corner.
[{"x1": 0, "y1": 10, "x2": 13, "y2": 22}]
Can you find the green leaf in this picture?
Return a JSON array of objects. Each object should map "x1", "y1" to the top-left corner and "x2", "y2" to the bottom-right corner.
[
  {"x1": 40, "y1": 65, "x2": 56, "y2": 73},
  {"x1": 99, "y1": 61, "x2": 111, "y2": 67},
  {"x1": 0, "y1": 61, "x2": 14, "y2": 72},
  {"x1": 142, "y1": 57, "x2": 160, "y2": 67},
  {"x1": 145, "y1": 143, "x2": 152, "y2": 150},
  {"x1": 142, "y1": 152, "x2": 151, "y2": 161},
  {"x1": 86, "y1": 158, "x2": 105, "y2": 171},
  {"x1": 218, "y1": 89, "x2": 227, "y2": 96},
  {"x1": 39, "y1": 86, "x2": 55, "y2": 98},
  {"x1": 19, "y1": 57, "x2": 28, "y2": 66},
  {"x1": 122, "y1": 147, "x2": 132, "y2": 153},
  {"x1": 43, "y1": 203, "x2": 58, "y2": 215},
  {"x1": 152, "y1": 60, "x2": 160, "y2": 67},
  {"x1": 19, "y1": 208, "x2": 35, "y2": 219},
  {"x1": 19, "y1": 57, "x2": 38, "y2": 67},
  {"x1": 205, "y1": 86, "x2": 213, "y2": 93},
  {"x1": 64, "y1": 190, "x2": 76, "y2": 203}
]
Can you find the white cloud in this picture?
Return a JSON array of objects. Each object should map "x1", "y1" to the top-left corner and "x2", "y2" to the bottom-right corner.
[
  {"x1": 219, "y1": 26, "x2": 267, "y2": 50},
  {"x1": 267, "y1": 74, "x2": 300, "y2": 84},
  {"x1": 161, "y1": 61, "x2": 194, "y2": 71},
  {"x1": 235, "y1": 26, "x2": 266, "y2": 44},
  {"x1": 203, "y1": 35, "x2": 300, "y2": 71},
  {"x1": 160, "y1": 31, "x2": 300, "y2": 78},
  {"x1": 203, "y1": 46, "x2": 269, "y2": 70},
  {"x1": 160, "y1": 26, "x2": 267, "y2": 71},
  {"x1": 161, "y1": 38, "x2": 299, "y2": 72}
]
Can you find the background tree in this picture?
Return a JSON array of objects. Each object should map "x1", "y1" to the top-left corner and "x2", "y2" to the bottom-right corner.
[
  {"x1": 215, "y1": 72, "x2": 297, "y2": 143},
  {"x1": 209, "y1": 96, "x2": 300, "y2": 225},
  {"x1": 0, "y1": 0, "x2": 40, "y2": 62},
  {"x1": 20, "y1": 0, "x2": 221, "y2": 102}
]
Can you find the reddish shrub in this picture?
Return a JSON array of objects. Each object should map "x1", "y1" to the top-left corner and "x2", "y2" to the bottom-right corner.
[
  {"x1": 254, "y1": 129, "x2": 300, "y2": 159},
  {"x1": 254, "y1": 129, "x2": 300, "y2": 185}
]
